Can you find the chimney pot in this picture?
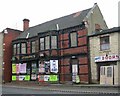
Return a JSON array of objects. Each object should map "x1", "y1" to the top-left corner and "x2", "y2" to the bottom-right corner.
[{"x1": 23, "y1": 19, "x2": 30, "y2": 31}]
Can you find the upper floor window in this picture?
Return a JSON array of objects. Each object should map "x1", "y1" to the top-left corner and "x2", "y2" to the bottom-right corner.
[
  {"x1": 39, "y1": 35, "x2": 57, "y2": 51},
  {"x1": 31, "y1": 41, "x2": 36, "y2": 53},
  {"x1": 21, "y1": 43, "x2": 26, "y2": 54},
  {"x1": 45, "y1": 36, "x2": 50, "y2": 49},
  {"x1": 17, "y1": 43, "x2": 20, "y2": 54},
  {"x1": 40, "y1": 38, "x2": 44, "y2": 50},
  {"x1": 13, "y1": 44, "x2": 17, "y2": 55},
  {"x1": 51, "y1": 36, "x2": 57, "y2": 49},
  {"x1": 100, "y1": 36, "x2": 110, "y2": 50},
  {"x1": 70, "y1": 32, "x2": 77, "y2": 47}
]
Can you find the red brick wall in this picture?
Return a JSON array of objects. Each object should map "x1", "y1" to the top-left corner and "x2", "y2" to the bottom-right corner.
[
  {"x1": 3, "y1": 29, "x2": 21, "y2": 82},
  {"x1": 58, "y1": 28, "x2": 89, "y2": 83}
]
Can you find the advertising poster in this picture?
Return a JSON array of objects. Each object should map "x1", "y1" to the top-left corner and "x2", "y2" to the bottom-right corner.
[
  {"x1": 44, "y1": 61, "x2": 50, "y2": 74},
  {"x1": 31, "y1": 74, "x2": 36, "y2": 80},
  {"x1": 72, "y1": 64, "x2": 78, "y2": 82},
  {"x1": 49, "y1": 75, "x2": 58, "y2": 81},
  {"x1": 50, "y1": 60, "x2": 58, "y2": 73},
  {"x1": 27, "y1": 68, "x2": 30, "y2": 74},
  {"x1": 32, "y1": 63, "x2": 37, "y2": 73},
  {"x1": 19, "y1": 63, "x2": 26, "y2": 73},
  {"x1": 38, "y1": 75, "x2": 44, "y2": 82},
  {"x1": 12, "y1": 64, "x2": 16, "y2": 73},
  {"x1": 12, "y1": 75, "x2": 16, "y2": 81},
  {"x1": 25, "y1": 75, "x2": 30, "y2": 81},
  {"x1": 16, "y1": 75, "x2": 19, "y2": 81},
  {"x1": 39, "y1": 61, "x2": 45, "y2": 73},
  {"x1": 16, "y1": 64, "x2": 19, "y2": 74},
  {"x1": 19, "y1": 75, "x2": 26, "y2": 81},
  {"x1": 44, "y1": 75, "x2": 50, "y2": 81}
]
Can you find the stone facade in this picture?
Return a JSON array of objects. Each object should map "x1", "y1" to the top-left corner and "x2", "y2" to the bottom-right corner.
[{"x1": 89, "y1": 28, "x2": 120, "y2": 85}]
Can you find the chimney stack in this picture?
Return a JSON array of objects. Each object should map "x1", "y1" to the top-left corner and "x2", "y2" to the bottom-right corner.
[{"x1": 23, "y1": 19, "x2": 30, "y2": 31}]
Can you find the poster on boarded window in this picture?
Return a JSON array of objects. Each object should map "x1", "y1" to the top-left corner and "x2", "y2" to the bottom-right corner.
[
  {"x1": 44, "y1": 61, "x2": 50, "y2": 74},
  {"x1": 12, "y1": 75, "x2": 16, "y2": 81},
  {"x1": 39, "y1": 61, "x2": 45, "y2": 73},
  {"x1": 19, "y1": 63, "x2": 26, "y2": 73},
  {"x1": 50, "y1": 60, "x2": 58, "y2": 73},
  {"x1": 49, "y1": 75, "x2": 58, "y2": 81},
  {"x1": 12, "y1": 64, "x2": 16, "y2": 73},
  {"x1": 44, "y1": 75, "x2": 50, "y2": 81},
  {"x1": 19, "y1": 75, "x2": 26, "y2": 81},
  {"x1": 31, "y1": 74, "x2": 37, "y2": 80},
  {"x1": 25, "y1": 75, "x2": 30, "y2": 81},
  {"x1": 16, "y1": 64, "x2": 19, "y2": 74}
]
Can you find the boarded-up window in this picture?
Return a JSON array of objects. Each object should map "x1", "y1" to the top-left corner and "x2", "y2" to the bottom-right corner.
[
  {"x1": 70, "y1": 32, "x2": 77, "y2": 47},
  {"x1": 51, "y1": 36, "x2": 57, "y2": 49}
]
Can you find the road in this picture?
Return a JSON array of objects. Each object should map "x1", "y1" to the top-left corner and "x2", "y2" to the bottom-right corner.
[{"x1": 1, "y1": 84, "x2": 120, "y2": 96}]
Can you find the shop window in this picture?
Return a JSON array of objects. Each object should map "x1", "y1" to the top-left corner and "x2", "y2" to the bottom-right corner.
[
  {"x1": 21, "y1": 43, "x2": 26, "y2": 54},
  {"x1": 31, "y1": 41, "x2": 36, "y2": 53},
  {"x1": 100, "y1": 36, "x2": 110, "y2": 50},
  {"x1": 40, "y1": 38, "x2": 44, "y2": 50},
  {"x1": 17, "y1": 43, "x2": 20, "y2": 54},
  {"x1": 13, "y1": 44, "x2": 17, "y2": 55},
  {"x1": 45, "y1": 36, "x2": 50, "y2": 49},
  {"x1": 51, "y1": 36, "x2": 57, "y2": 49},
  {"x1": 70, "y1": 32, "x2": 77, "y2": 47}
]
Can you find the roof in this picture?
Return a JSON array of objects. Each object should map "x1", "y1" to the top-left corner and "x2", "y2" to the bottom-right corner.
[
  {"x1": 16, "y1": 8, "x2": 92, "y2": 39},
  {"x1": 1, "y1": 28, "x2": 22, "y2": 33},
  {"x1": 89, "y1": 27, "x2": 120, "y2": 37}
]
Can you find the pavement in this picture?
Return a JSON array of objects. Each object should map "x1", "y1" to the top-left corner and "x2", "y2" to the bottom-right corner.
[
  {"x1": 2, "y1": 81, "x2": 120, "y2": 88},
  {"x1": 2, "y1": 81, "x2": 120, "y2": 94}
]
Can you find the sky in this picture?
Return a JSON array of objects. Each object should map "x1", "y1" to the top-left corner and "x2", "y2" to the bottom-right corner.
[{"x1": 0, "y1": 0, "x2": 119, "y2": 32}]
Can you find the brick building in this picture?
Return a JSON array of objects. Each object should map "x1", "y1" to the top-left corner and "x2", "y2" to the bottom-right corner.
[
  {"x1": 11, "y1": 3, "x2": 107, "y2": 83},
  {"x1": 0, "y1": 28, "x2": 22, "y2": 83},
  {"x1": 89, "y1": 27, "x2": 120, "y2": 85}
]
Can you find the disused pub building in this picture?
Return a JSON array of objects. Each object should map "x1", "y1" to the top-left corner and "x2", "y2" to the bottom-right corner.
[{"x1": 12, "y1": 3, "x2": 107, "y2": 83}]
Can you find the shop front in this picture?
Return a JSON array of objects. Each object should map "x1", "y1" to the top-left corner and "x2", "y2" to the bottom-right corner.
[
  {"x1": 38, "y1": 59, "x2": 59, "y2": 83},
  {"x1": 12, "y1": 54, "x2": 59, "y2": 83},
  {"x1": 95, "y1": 54, "x2": 120, "y2": 85},
  {"x1": 12, "y1": 54, "x2": 38, "y2": 81}
]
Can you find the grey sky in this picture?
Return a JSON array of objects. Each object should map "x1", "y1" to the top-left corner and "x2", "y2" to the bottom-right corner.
[{"x1": 0, "y1": 0, "x2": 119, "y2": 31}]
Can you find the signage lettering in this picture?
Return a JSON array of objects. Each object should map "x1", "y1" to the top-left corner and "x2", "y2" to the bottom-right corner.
[{"x1": 95, "y1": 54, "x2": 120, "y2": 62}]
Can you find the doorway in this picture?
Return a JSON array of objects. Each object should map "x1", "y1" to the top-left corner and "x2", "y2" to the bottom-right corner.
[
  {"x1": 70, "y1": 58, "x2": 78, "y2": 82},
  {"x1": 27, "y1": 61, "x2": 38, "y2": 81},
  {"x1": 100, "y1": 65, "x2": 114, "y2": 85}
]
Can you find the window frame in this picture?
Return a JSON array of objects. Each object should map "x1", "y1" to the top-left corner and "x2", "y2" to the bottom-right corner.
[
  {"x1": 17, "y1": 43, "x2": 20, "y2": 54},
  {"x1": 45, "y1": 36, "x2": 50, "y2": 50},
  {"x1": 13, "y1": 44, "x2": 17, "y2": 55},
  {"x1": 31, "y1": 41, "x2": 36, "y2": 53},
  {"x1": 70, "y1": 32, "x2": 77, "y2": 47},
  {"x1": 21, "y1": 42, "x2": 27, "y2": 54},
  {"x1": 39, "y1": 37, "x2": 45, "y2": 51},
  {"x1": 100, "y1": 36, "x2": 110, "y2": 51},
  {"x1": 51, "y1": 35, "x2": 57, "y2": 49}
]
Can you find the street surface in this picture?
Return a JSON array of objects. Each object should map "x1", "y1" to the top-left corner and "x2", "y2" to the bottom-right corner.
[{"x1": 1, "y1": 84, "x2": 120, "y2": 95}]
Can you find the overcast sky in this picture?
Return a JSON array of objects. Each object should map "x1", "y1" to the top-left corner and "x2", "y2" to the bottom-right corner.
[{"x1": 0, "y1": 0, "x2": 119, "y2": 31}]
